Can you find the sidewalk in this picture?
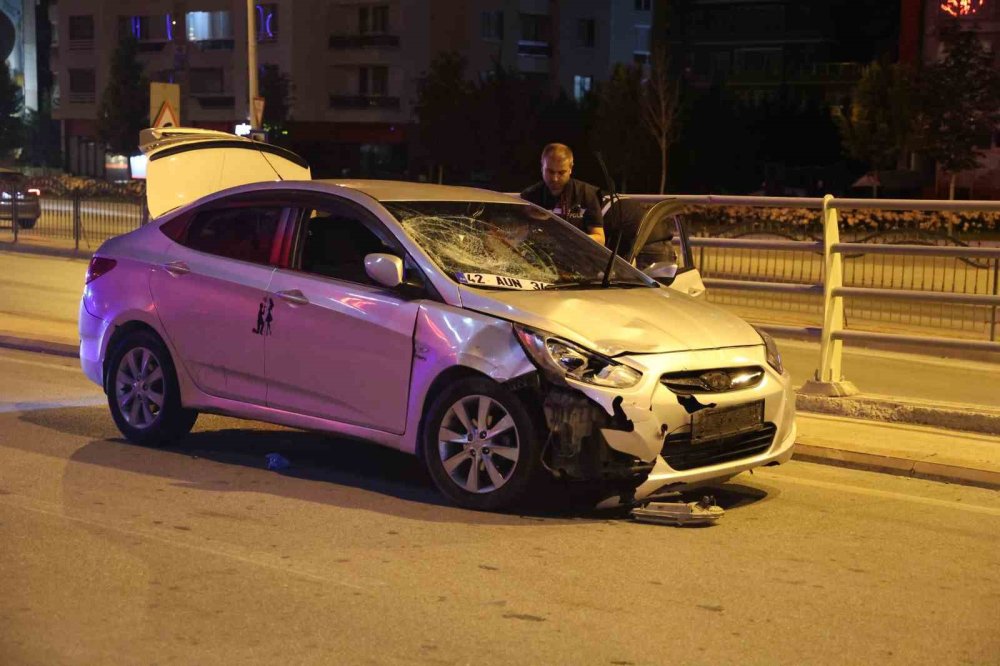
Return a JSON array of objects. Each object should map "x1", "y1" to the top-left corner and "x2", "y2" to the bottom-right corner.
[{"x1": 1, "y1": 238, "x2": 999, "y2": 490}]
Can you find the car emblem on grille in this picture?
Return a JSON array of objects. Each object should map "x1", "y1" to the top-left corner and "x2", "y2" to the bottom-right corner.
[{"x1": 700, "y1": 371, "x2": 732, "y2": 392}]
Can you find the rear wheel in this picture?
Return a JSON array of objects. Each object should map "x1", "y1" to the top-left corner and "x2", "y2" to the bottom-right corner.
[
  {"x1": 422, "y1": 377, "x2": 543, "y2": 511},
  {"x1": 106, "y1": 330, "x2": 197, "y2": 446}
]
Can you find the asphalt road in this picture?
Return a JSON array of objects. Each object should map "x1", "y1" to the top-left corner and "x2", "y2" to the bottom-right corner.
[{"x1": 1, "y1": 348, "x2": 998, "y2": 665}]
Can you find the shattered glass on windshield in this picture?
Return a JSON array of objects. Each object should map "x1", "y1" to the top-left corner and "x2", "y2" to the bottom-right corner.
[{"x1": 385, "y1": 201, "x2": 649, "y2": 290}]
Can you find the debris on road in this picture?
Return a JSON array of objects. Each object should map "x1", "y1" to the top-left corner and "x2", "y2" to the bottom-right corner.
[
  {"x1": 264, "y1": 453, "x2": 290, "y2": 471},
  {"x1": 631, "y1": 495, "x2": 725, "y2": 526}
]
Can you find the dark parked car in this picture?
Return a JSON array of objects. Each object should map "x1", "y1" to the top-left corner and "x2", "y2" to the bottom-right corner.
[{"x1": 0, "y1": 168, "x2": 41, "y2": 229}]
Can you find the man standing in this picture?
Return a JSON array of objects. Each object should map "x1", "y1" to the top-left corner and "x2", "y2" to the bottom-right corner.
[{"x1": 521, "y1": 143, "x2": 606, "y2": 246}]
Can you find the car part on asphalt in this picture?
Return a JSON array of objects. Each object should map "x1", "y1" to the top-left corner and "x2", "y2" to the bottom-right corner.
[{"x1": 630, "y1": 495, "x2": 725, "y2": 526}]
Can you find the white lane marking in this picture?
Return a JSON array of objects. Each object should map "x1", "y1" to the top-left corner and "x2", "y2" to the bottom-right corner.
[
  {"x1": 0, "y1": 355, "x2": 83, "y2": 373},
  {"x1": 0, "y1": 397, "x2": 107, "y2": 413},
  {"x1": 756, "y1": 468, "x2": 1000, "y2": 517},
  {"x1": 0, "y1": 493, "x2": 382, "y2": 590}
]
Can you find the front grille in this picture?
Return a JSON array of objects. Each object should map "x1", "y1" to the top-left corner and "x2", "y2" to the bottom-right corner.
[
  {"x1": 661, "y1": 423, "x2": 777, "y2": 471},
  {"x1": 660, "y1": 366, "x2": 764, "y2": 394}
]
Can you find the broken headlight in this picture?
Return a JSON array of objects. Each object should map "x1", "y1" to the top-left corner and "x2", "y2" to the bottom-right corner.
[
  {"x1": 754, "y1": 326, "x2": 784, "y2": 375},
  {"x1": 514, "y1": 326, "x2": 642, "y2": 389}
]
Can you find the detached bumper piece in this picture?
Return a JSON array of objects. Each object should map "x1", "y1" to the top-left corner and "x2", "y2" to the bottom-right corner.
[
  {"x1": 631, "y1": 496, "x2": 725, "y2": 526},
  {"x1": 662, "y1": 423, "x2": 777, "y2": 471}
]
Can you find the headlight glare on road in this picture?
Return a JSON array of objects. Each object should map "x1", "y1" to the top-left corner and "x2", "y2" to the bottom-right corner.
[
  {"x1": 514, "y1": 326, "x2": 642, "y2": 388},
  {"x1": 754, "y1": 326, "x2": 784, "y2": 375}
]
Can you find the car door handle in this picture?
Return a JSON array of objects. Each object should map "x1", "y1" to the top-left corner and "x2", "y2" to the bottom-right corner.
[
  {"x1": 163, "y1": 261, "x2": 190, "y2": 276},
  {"x1": 275, "y1": 289, "x2": 309, "y2": 305}
]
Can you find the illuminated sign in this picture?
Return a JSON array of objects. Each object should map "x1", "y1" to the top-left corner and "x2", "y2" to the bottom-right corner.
[{"x1": 940, "y1": 0, "x2": 986, "y2": 16}]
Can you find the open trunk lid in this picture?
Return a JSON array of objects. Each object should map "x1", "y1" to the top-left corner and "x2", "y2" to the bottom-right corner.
[{"x1": 139, "y1": 127, "x2": 311, "y2": 219}]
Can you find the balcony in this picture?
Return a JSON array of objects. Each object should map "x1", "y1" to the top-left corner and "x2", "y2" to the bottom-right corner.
[
  {"x1": 68, "y1": 91, "x2": 96, "y2": 104},
  {"x1": 194, "y1": 95, "x2": 235, "y2": 109},
  {"x1": 517, "y1": 40, "x2": 550, "y2": 57},
  {"x1": 136, "y1": 40, "x2": 169, "y2": 53},
  {"x1": 192, "y1": 38, "x2": 235, "y2": 51},
  {"x1": 328, "y1": 34, "x2": 400, "y2": 49},
  {"x1": 329, "y1": 95, "x2": 400, "y2": 110}
]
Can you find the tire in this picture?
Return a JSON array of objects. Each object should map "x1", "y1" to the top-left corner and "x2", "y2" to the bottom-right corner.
[
  {"x1": 106, "y1": 330, "x2": 198, "y2": 446},
  {"x1": 16, "y1": 218, "x2": 37, "y2": 230},
  {"x1": 422, "y1": 377, "x2": 543, "y2": 511}
]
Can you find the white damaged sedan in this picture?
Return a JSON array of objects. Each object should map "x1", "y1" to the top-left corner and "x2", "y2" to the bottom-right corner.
[{"x1": 79, "y1": 128, "x2": 795, "y2": 511}]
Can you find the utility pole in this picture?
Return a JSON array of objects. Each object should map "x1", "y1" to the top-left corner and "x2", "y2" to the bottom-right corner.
[{"x1": 247, "y1": 0, "x2": 259, "y2": 129}]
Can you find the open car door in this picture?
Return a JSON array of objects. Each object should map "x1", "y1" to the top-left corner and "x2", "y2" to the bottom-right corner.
[
  {"x1": 139, "y1": 127, "x2": 311, "y2": 219},
  {"x1": 603, "y1": 197, "x2": 707, "y2": 298}
]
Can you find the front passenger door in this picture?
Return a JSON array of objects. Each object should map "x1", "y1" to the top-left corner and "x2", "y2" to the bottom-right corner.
[{"x1": 264, "y1": 197, "x2": 423, "y2": 434}]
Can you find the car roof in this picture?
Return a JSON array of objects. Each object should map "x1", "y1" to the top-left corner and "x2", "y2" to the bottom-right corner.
[{"x1": 316, "y1": 179, "x2": 522, "y2": 204}]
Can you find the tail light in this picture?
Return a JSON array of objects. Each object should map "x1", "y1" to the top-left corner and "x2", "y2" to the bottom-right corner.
[
  {"x1": 85, "y1": 257, "x2": 117, "y2": 284},
  {"x1": 27, "y1": 188, "x2": 40, "y2": 196}
]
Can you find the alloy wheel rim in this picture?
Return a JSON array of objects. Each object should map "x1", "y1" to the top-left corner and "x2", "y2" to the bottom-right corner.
[
  {"x1": 438, "y1": 394, "x2": 520, "y2": 494},
  {"x1": 115, "y1": 347, "x2": 165, "y2": 429}
]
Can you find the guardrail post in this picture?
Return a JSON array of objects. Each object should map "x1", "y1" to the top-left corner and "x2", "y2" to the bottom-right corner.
[
  {"x1": 801, "y1": 195, "x2": 859, "y2": 397},
  {"x1": 10, "y1": 188, "x2": 17, "y2": 243},
  {"x1": 72, "y1": 193, "x2": 82, "y2": 251},
  {"x1": 991, "y1": 257, "x2": 999, "y2": 342}
]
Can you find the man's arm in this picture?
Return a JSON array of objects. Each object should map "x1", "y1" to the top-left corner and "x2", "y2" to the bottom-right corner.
[
  {"x1": 587, "y1": 226, "x2": 606, "y2": 246},
  {"x1": 581, "y1": 184, "x2": 606, "y2": 247}
]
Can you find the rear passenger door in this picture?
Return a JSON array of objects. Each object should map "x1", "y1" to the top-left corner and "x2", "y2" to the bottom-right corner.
[
  {"x1": 264, "y1": 195, "x2": 425, "y2": 434},
  {"x1": 150, "y1": 199, "x2": 291, "y2": 404}
]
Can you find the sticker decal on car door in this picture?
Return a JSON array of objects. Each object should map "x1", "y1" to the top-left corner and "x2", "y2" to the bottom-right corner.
[{"x1": 252, "y1": 297, "x2": 274, "y2": 336}]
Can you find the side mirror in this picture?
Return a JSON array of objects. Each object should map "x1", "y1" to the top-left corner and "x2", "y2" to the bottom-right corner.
[
  {"x1": 364, "y1": 253, "x2": 404, "y2": 288},
  {"x1": 643, "y1": 261, "x2": 678, "y2": 281}
]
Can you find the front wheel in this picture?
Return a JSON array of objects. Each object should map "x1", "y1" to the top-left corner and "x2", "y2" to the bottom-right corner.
[
  {"x1": 106, "y1": 330, "x2": 198, "y2": 446},
  {"x1": 422, "y1": 377, "x2": 544, "y2": 511}
]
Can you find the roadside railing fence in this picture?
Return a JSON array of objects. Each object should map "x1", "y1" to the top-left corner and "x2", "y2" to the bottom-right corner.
[
  {"x1": 622, "y1": 194, "x2": 1000, "y2": 395},
  {"x1": 2, "y1": 192, "x2": 146, "y2": 250}
]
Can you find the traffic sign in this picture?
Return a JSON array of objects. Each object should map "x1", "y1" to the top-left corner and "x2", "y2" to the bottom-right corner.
[
  {"x1": 152, "y1": 100, "x2": 180, "y2": 128},
  {"x1": 252, "y1": 96, "x2": 266, "y2": 130}
]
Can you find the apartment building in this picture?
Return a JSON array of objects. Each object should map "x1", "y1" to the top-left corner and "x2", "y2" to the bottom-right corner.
[
  {"x1": 908, "y1": 0, "x2": 1000, "y2": 196},
  {"x1": 50, "y1": 0, "x2": 655, "y2": 177},
  {"x1": 664, "y1": 0, "x2": 866, "y2": 106}
]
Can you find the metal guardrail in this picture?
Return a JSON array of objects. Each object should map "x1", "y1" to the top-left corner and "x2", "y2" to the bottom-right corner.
[
  {"x1": 2, "y1": 193, "x2": 146, "y2": 250},
  {"x1": 620, "y1": 193, "x2": 1000, "y2": 394}
]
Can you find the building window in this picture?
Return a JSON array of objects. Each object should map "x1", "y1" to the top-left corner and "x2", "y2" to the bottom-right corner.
[
  {"x1": 68, "y1": 68, "x2": 96, "y2": 103},
  {"x1": 520, "y1": 13, "x2": 551, "y2": 42},
  {"x1": 634, "y1": 24, "x2": 650, "y2": 59},
  {"x1": 117, "y1": 15, "x2": 171, "y2": 42},
  {"x1": 359, "y1": 5, "x2": 389, "y2": 34},
  {"x1": 190, "y1": 67, "x2": 225, "y2": 94},
  {"x1": 255, "y1": 4, "x2": 278, "y2": 42},
  {"x1": 578, "y1": 19, "x2": 595, "y2": 48},
  {"x1": 573, "y1": 75, "x2": 593, "y2": 101},
  {"x1": 68, "y1": 15, "x2": 94, "y2": 42},
  {"x1": 481, "y1": 10, "x2": 504, "y2": 40},
  {"x1": 186, "y1": 11, "x2": 234, "y2": 41},
  {"x1": 635, "y1": 0, "x2": 651, "y2": 10},
  {"x1": 359, "y1": 66, "x2": 389, "y2": 96}
]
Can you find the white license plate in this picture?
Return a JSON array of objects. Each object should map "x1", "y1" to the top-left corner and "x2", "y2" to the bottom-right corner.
[{"x1": 691, "y1": 401, "x2": 764, "y2": 444}]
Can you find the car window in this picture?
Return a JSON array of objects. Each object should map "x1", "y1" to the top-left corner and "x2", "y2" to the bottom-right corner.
[
  {"x1": 184, "y1": 206, "x2": 284, "y2": 265},
  {"x1": 297, "y1": 204, "x2": 400, "y2": 286},
  {"x1": 385, "y1": 201, "x2": 654, "y2": 290}
]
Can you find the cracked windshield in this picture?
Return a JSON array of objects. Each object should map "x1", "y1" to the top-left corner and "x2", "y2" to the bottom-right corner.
[{"x1": 385, "y1": 201, "x2": 652, "y2": 290}]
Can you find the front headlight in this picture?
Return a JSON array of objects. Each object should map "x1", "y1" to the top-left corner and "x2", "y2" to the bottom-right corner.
[
  {"x1": 514, "y1": 325, "x2": 642, "y2": 389},
  {"x1": 754, "y1": 326, "x2": 784, "y2": 375}
]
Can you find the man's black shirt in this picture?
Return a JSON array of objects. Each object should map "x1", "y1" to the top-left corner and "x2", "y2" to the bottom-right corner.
[{"x1": 520, "y1": 179, "x2": 604, "y2": 233}]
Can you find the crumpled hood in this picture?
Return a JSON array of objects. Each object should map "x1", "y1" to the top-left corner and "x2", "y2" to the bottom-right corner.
[{"x1": 459, "y1": 286, "x2": 763, "y2": 355}]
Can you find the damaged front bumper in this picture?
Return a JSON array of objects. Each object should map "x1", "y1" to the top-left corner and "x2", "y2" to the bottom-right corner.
[{"x1": 540, "y1": 344, "x2": 796, "y2": 506}]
